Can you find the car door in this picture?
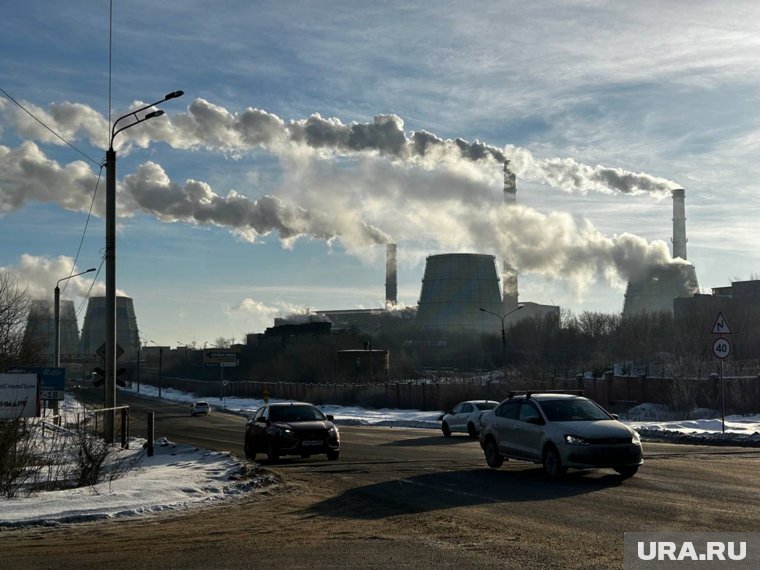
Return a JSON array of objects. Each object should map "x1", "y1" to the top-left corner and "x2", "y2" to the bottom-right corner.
[
  {"x1": 249, "y1": 406, "x2": 269, "y2": 452},
  {"x1": 490, "y1": 400, "x2": 520, "y2": 455},
  {"x1": 454, "y1": 403, "x2": 473, "y2": 432},
  {"x1": 511, "y1": 401, "x2": 545, "y2": 460}
]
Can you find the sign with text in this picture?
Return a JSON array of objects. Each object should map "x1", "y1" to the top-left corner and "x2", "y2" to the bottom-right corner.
[
  {"x1": 0, "y1": 373, "x2": 40, "y2": 419},
  {"x1": 7, "y1": 367, "x2": 66, "y2": 400},
  {"x1": 203, "y1": 350, "x2": 239, "y2": 367}
]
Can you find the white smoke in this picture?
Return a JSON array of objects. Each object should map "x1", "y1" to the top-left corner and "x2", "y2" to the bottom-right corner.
[
  {"x1": 0, "y1": 254, "x2": 115, "y2": 301},
  {"x1": 0, "y1": 99, "x2": 688, "y2": 293}
]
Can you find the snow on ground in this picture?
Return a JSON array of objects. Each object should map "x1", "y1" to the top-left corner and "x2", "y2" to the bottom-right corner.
[{"x1": 1, "y1": 385, "x2": 758, "y2": 528}]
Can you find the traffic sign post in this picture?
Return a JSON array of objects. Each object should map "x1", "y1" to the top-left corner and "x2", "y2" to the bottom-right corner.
[{"x1": 710, "y1": 313, "x2": 732, "y2": 434}]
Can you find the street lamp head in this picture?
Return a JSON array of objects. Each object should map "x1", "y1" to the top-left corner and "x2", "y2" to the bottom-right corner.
[
  {"x1": 165, "y1": 90, "x2": 184, "y2": 100},
  {"x1": 144, "y1": 110, "x2": 164, "y2": 120},
  {"x1": 85, "y1": 267, "x2": 96, "y2": 273}
]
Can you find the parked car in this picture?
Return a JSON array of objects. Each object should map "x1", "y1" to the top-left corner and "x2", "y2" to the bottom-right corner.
[
  {"x1": 478, "y1": 391, "x2": 643, "y2": 479},
  {"x1": 190, "y1": 401, "x2": 211, "y2": 416},
  {"x1": 244, "y1": 402, "x2": 340, "y2": 463},
  {"x1": 439, "y1": 400, "x2": 499, "y2": 438}
]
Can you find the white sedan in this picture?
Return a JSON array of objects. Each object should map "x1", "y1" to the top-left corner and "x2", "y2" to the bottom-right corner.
[{"x1": 439, "y1": 400, "x2": 499, "y2": 438}]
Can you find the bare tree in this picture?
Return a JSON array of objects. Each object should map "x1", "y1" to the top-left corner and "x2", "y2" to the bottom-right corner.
[
  {"x1": 213, "y1": 337, "x2": 235, "y2": 348},
  {"x1": 0, "y1": 274, "x2": 38, "y2": 370}
]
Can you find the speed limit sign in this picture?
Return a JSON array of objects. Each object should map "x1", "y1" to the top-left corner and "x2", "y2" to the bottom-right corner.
[{"x1": 712, "y1": 337, "x2": 731, "y2": 359}]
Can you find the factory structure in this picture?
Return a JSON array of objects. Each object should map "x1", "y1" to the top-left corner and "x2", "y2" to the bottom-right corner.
[
  {"x1": 310, "y1": 161, "x2": 559, "y2": 335},
  {"x1": 622, "y1": 188, "x2": 700, "y2": 316},
  {"x1": 23, "y1": 295, "x2": 142, "y2": 366}
]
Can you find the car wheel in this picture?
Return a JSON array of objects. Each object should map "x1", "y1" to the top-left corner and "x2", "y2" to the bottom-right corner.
[
  {"x1": 614, "y1": 466, "x2": 639, "y2": 479},
  {"x1": 542, "y1": 445, "x2": 566, "y2": 479},
  {"x1": 244, "y1": 438, "x2": 255, "y2": 461},
  {"x1": 266, "y1": 441, "x2": 280, "y2": 463},
  {"x1": 484, "y1": 439, "x2": 503, "y2": 469},
  {"x1": 467, "y1": 422, "x2": 478, "y2": 438},
  {"x1": 441, "y1": 422, "x2": 452, "y2": 438},
  {"x1": 326, "y1": 450, "x2": 340, "y2": 461}
]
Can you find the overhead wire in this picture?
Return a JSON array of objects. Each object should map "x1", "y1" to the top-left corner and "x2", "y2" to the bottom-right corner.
[
  {"x1": 0, "y1": 85, "x2": 105, "y2": 308},
  {"x1": 0, "y1": 86, "x2": 103, "y2": 167}
]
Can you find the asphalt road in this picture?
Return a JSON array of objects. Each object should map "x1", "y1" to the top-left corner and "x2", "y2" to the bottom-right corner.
[{"x1": 3, "y1": 391, "x2": 760, "y2": 569}]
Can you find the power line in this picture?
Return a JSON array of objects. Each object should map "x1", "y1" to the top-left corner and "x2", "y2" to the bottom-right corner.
[
  {"x1": 61, "y1": 165, "x2": 104, "y2": 295},
  {"x1": 0, "y1": 86, "x2": 103, "y2": 167}
]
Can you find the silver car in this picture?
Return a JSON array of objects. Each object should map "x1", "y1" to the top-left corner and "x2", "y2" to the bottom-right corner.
[
  {"x1": 479, "y1": 391, "x2": 643, "y2": 479},
  {"x1": 440, "y1": 400, "x2": 499, "y2": 438}
]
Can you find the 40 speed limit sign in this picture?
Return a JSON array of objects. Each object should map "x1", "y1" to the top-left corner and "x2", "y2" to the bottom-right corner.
[{"x1": 712, "y1": 337, "x2": 731, "y2": 359}]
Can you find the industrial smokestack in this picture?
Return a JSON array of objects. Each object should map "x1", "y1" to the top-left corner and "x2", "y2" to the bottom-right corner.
[
  {"x1": 502, "y1": 161, "x2": 519, "y2": 305},
  {"x1": 385, "y1": 243, "x2": 398, "y2": 308},
  {"x1": 672, "y1": 188, "x2": 688, "y2": 260},
  {"x1": 503, "y1": 159, "x2": 516, "y2": 203}
]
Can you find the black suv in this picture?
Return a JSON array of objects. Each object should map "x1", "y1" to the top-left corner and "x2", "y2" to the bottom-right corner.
[{"x1": 244, "y1": 402, "x2": 340, "y2": 463}]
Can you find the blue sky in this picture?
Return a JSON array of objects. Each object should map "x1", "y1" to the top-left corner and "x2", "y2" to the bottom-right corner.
[{"x1": 2, "y1": 1, "x2": 760, "y2": 346}]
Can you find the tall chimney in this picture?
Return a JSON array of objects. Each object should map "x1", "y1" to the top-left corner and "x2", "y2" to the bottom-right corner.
[
  {"x1": 502, "y1": 160, "x2": 518, "y2": 305},
  {"x1": 672, "y1": 188, "x2": 688, "y2": 260},
  {"x1": 385, "y1": 243, "x2": 398, "y2": 308},
  {"x1": 503, "y1": 159, "x2": 516, "y2": 203}
]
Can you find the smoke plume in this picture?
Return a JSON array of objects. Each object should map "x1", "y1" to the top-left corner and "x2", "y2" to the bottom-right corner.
[{"x1": 0, "y1": 98, "x2": 688, "y2": 293}]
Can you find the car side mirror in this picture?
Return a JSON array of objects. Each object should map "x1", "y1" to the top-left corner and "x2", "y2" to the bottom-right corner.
[
  {"x1": 326, "y1": 414, "x2": 334, "y2": 421},
  {"x1": 610, "y1": 413, "x2": 619, "y2": 420}
]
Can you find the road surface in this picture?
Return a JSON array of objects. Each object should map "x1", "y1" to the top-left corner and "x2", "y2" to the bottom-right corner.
[{"x1": 3, "y1": 391, "x2": 759, "y2": 569}]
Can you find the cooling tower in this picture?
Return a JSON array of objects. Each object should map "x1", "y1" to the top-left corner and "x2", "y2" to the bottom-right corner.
[
  {"x1": 502, "y1": 160, "x2": 519, "y2": 305},
  {"x1": 23, "y1": 300, "x2": 80, "y2": 364},
  {"x1": 416, "y1": 253, "x2": 504, "y2": 333},
  {"x1": 622, "y1": 264, "x2": 700, "y2": 315},
  {"x1": 79, "y1": 296, "x2": 140, "y2": 362},
  {"x1": 385, "y1": 243, "x2": 398, "y2": 308},
  {"x1": 622, "y1": 187, "x2": 699, "y2": 316}
]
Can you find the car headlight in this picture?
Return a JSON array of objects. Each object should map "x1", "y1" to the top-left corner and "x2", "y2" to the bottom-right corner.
[
  {"x1": 565, "y1": 434, "x2": 590, "y2": 446},
  {"x1": 327, "y1": 426, "x2": 338, "y2": 436},
  {"x1": 276, "y1": 427, "x2": 295, "y2": 437},
  {"x1": 631, "y1": 429, "x2": 641, "y2": 445}
]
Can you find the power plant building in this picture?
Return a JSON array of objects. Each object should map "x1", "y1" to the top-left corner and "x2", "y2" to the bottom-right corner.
[{"x1": 623, "y1": 188, "x2": 700, "y2": 316}]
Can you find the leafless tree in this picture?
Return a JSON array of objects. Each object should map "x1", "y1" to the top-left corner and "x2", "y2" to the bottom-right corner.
[{"x1": 0, "y1": 274, "x2": 40, "y2": 370}]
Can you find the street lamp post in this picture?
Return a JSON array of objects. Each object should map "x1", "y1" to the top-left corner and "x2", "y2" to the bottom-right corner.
[
  {"x1": 148, "y1": 340, "x2": 164, "y2": 398},
  {"x1": 54, "y1": 268, "x2": 96, "y2": 414},
  {"x1": 104, "y1": 91, "x2": 183, "y2": 443},
  {"x1": 479, "y1": 305, "x2": 524, "y2": 381}
]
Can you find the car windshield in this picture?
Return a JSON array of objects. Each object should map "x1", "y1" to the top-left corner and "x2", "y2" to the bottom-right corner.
[
  {"x1": 269, "y1": 405, "x2": 326, "y2": 422},
  {"x1": 540, "y1": 398, "x2": 610, "y2": 422},
  {"x1": 476, "y1": 402, "x2": 498, "y2": 411}
]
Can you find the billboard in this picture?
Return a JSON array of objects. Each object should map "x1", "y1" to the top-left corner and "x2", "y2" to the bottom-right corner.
[
  {"x1": 7, "y1": 367, "x2": 65, "y2": 400},
  {"x1": 0, "y1": 373, "x2": 40, "y2": 420}
]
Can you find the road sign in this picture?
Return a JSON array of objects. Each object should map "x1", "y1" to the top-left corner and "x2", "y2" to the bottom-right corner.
[
  {"x1": 203, "y1": 350, "x2": 239, "y2": 367},
  {"x1": 712, "y1": 337, "x2": 731, "y2": 360},
  {"x1": 96, "y1": 343, "x2": 125, "y2": 361},
  {"x1": 711, "y1": 313, "x2": 732, "y2": 335}
]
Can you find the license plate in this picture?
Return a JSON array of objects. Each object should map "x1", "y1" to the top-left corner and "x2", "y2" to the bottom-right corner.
[{"x1": 303, "y1": 440, "x2": 323, "y2": 447}]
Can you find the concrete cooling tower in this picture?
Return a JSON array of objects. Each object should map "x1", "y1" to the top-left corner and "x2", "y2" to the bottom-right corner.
[
  {"x1": 416, "y1": 253, "x2": 505, "y2": 333},
  {"x1": 23, "y1": 299, "x2": 80, "y2": 364},
  {"x1": 79, "y1": 296, "x2": 140, "y2": 362},
  {"x1": 622, "y1": 188, "x2": 699, "y2": 316}
]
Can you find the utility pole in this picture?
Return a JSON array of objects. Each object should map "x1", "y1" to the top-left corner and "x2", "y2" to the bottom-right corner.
[{"x1": 104, "y1": 91, "x2": 183, "y2": 443}]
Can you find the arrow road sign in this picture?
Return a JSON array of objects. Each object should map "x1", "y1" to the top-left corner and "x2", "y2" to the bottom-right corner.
[{"x1": 711, "y1": 312, "x2": 733, "y2": 335}]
